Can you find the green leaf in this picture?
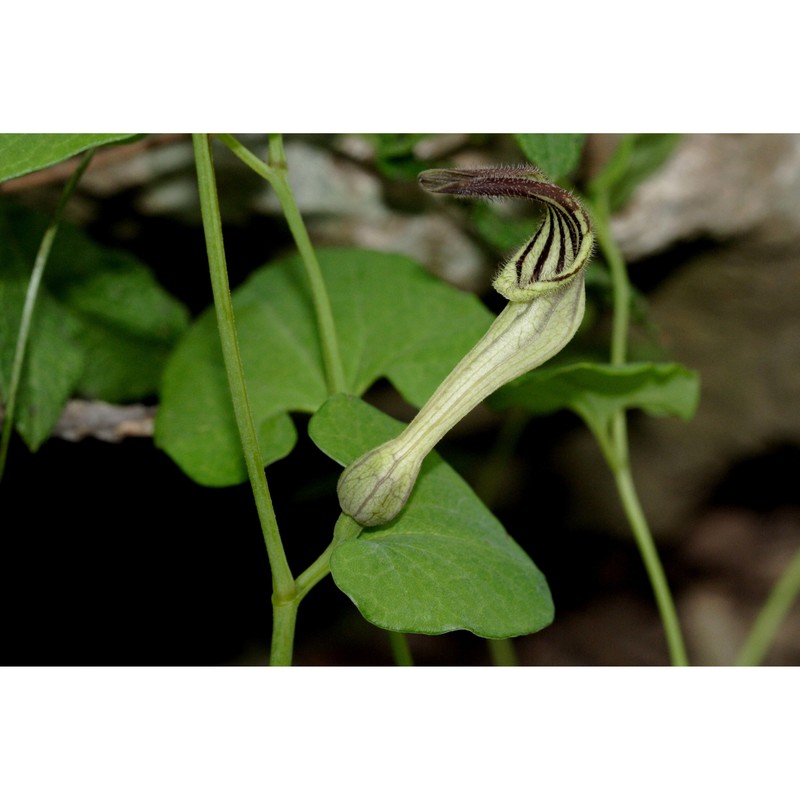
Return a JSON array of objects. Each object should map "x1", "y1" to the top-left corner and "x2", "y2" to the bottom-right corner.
[
  {"x1": 309, "y1": 394, "x2": 554, "y2": 638},
  {"x1": 156, "y1": 247, "x2": 494, "y2": 487},
  {"x1": 0, "y1": 200, "x2": 189, "y2": 448},
  {"x1": 490, "y1": 361, "x2": 700, "y2": 440},
  {"x1": 596, "y1": 134, "x2": 681, "y2": 211},
  {"x1": 361, "y1": 133, "x2": 433, "y2": 181},
  {"x1": 44, "y1": 223, "x2": 190, "y2": 402},
  {"x1": 0, "y1": 279, "x2": 84, "y2": 450},
  {"x1": 514, "y1": 134, "x2": 586, "y2": 181},
  {"x1": 0, "y1": 134, "x2": 138, "y2": 182},
  {"x1": 366, "y1": 133, "x2": 430, "y2": 160},
  {"x1": 471, "y1": 202, "x2": 536, "y2": 254}
]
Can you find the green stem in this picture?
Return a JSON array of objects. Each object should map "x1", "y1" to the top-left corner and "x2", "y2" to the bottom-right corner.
[
  {"x1": 487, "y1": 638, "x2": 519, "y2": 667},
  {"x1": 389, "y1": 631, "x2": 414, "y2": 666},
  {"x1": 267, "y1": 516, "x2": 364, "y2": 664},
  {"x1": 192, "y1": 134, "x2": 296, "y2": 663},
  {"x1": 0, "y1": 148, "x2": 95, "y2": 482},
  {"x1": 271, "y1": 600, "x2": 299, "y2": 667},
  {"x1": 587, "y1": 133, "x2": 637, "y2": 198},
  {"x1": 294, "y1": 541, "x2": 335, "y2": 604},
  {"x1": 612, "y1": 433, "x2": 689, "y2": 666},
  {"x1": 294, "y1": 514, "x2": 362, "y2": 603},
  {"x1": 216, "y1": 133, "x2": 347, "y2": 395},
  {"x1": 586, "y1": 179, "x2": 689, "y2": 666},
  {"x1": 588, "y1": 193, "x2": 630, "y2": 366},
  {"x1": 735, "y1": 544, "x2": 800, "y2": 666}
]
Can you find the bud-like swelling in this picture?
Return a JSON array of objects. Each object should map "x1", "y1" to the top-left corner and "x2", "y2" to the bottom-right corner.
[{"x1": 337, "y1": 167, "x2": 594, "y2": 527}]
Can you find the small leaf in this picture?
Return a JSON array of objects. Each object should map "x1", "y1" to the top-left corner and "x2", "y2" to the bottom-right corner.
[
  {"x1": 514, "y1": 134, "x2": 586, "y2": 181},
  {"x1": 490, "y1": 361, "x2": 700, "y2": 439},
  {"x1": 0, "y1": 134, "x2": 138, "y2": 182},
  {"x1": 156, "y1": 248, "x2": 494, "y2": 487},
  {"x1": 309, "y1": 395, "x2": 554, "y2": 638},
  {"x1": 0, "y1": 200, "x2": 188, "y2": 448}
]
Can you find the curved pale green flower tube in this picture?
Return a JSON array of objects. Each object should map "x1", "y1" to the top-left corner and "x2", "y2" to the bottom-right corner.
[{"x1": 337, "y1": 166, "x2": 594, "y2": 527}]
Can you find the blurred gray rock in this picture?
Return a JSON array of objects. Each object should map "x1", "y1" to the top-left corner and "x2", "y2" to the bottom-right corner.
[
  {"x1": 251, "y1": 140, "x2": 384, "y2": 217},
  {"x1": 611, "y1": 134, "x2": 800, "y2": 260},
  {"x1": 53, "y1": 399, "x2": 155, "y2": 442},
  {"x1": 311, "y1": 211, "x2": 487, "y2": 293},
  {"x1": 134, "y1": 137, "x2": 488, "y2": 289}
]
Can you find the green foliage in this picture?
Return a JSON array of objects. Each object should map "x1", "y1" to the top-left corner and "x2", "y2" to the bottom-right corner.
[
  {"x1": 0, "y1": 278, "x2": 84, "y2": 448},
  {"x1": 361, "y1": 133, "x2": 434, "y2": 180},
  {"x1": 514, "y1": 133, "x2": 586, "y2": 181},
  {"x1": 309, "y1": 395, "x2": 554, "y2": 637},
  {"x1": 594, "y1": 134, "x2": 681, "y2": 211},
  {"x1": 613, "y1": 134, "x2": 681, "y2": 209},
  {"x1": 471, "y1": 202, "x2": 535, "y2": 254},
  {"x1": 0, "y1": 134, "x2": 137, "y2": 182},
  {"x1": 156, "y1": 247, "x2": 493, "y2": 487},
  {"x1": 491, "y1": 361, "x2": 700, "y2": 441},
  {"x1": 0, "y1": 200, "x2": 189, "y2": 449}
]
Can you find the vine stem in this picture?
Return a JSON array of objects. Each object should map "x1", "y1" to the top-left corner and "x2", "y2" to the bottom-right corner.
[
  {"x1": 0, "y1": 148, "x2": 95, "y2": 482},
  {"x1": 487, "y1": 638, "x2": 519, "y2": 667},
  {"x1": 613, "y1": 439, "x2": 689, "y2": 666},
  {"x1": 272, "y1": 515, "x2": 364, "y2": 663},
  {"x1": 389, "y1": 632, "x2": 414, "y2": 666},
  {"x1": 192, "y1": 134, "x2": 296, "y2": 664},
  {"x1": 586, "y1": 188, "x2": 689, "y2": 666},
  {"x1": 735, "y1": 543, "x2": 800, "y2": 666},
  {"x1": 216, "y1": 134, "x2": 347, "y2": 395},
  {"x1": 591, "y1": 192, "x2": 629, "y2": 367}
]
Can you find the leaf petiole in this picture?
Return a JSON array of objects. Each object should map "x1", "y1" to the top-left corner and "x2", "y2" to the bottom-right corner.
[{"x1": 216, "y1": 133, "x2": 347, "y2": 396}]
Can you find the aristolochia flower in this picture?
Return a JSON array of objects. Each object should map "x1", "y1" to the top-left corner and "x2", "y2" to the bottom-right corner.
[{"x1": 337, "y1": 166, "x2": 594, "y2": 527}]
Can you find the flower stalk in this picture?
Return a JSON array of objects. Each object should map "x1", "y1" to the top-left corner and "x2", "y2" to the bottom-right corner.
[{"x1": 337, "y1": 166, "x2": 594, "y2": 527}]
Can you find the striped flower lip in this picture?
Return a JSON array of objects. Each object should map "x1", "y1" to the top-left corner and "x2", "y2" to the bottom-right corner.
[
  {"x1": 337, "y1": 165, "x2": 594, "y2": 527},
  {"x1": 419, "y1": 166, "x2": 594, "y2": 302}
]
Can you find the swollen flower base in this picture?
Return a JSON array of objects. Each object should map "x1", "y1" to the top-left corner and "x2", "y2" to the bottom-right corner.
[{"x1": 337, "y1": 166, "x2": 595, "y2": 527}]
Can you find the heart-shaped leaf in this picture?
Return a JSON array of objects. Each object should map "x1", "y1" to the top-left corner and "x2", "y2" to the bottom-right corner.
[
  {"x1": 308, "y1": 394, "x2": 554, "y2": 638},
  {"x1": 156, "y1": 247, "x2": 494, "y2": 486},
  {"x1": 491, "y1": 361, "x2": 700, "y2": 440}
]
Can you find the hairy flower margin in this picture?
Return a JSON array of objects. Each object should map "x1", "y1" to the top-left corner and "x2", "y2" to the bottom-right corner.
[{"x1": 337, "y1": 166, "x2": 595, "y2": 527}]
